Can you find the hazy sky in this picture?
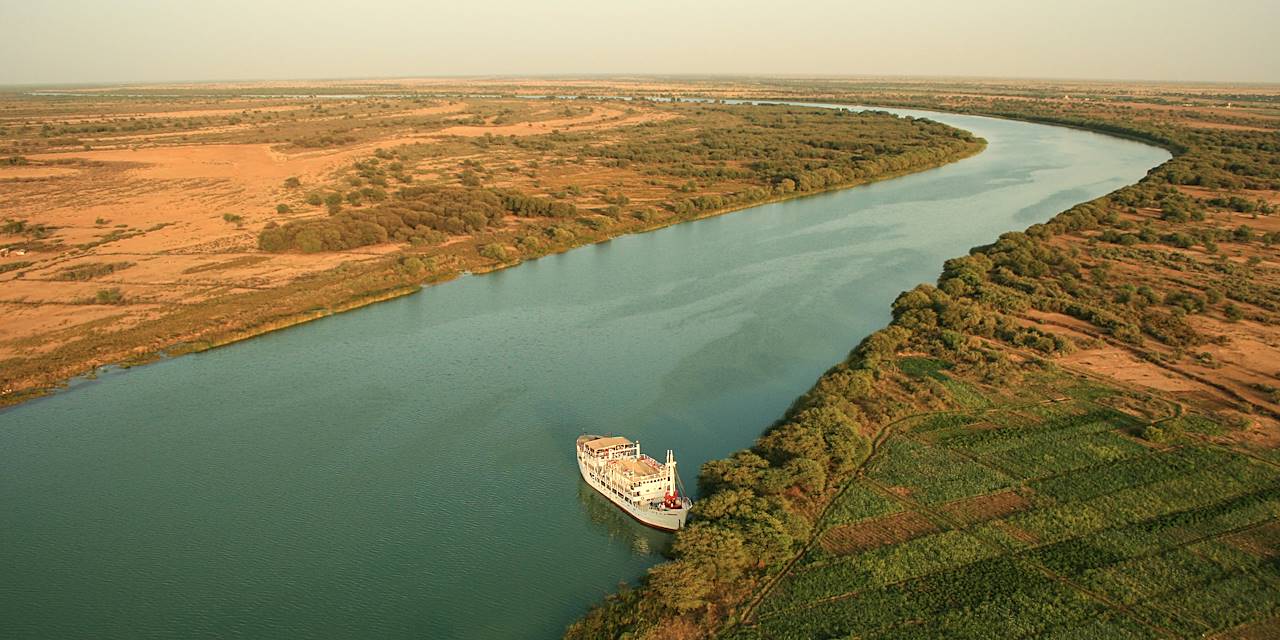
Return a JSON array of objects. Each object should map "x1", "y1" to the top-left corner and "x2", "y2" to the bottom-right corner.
[{"x1": 2, "y1": 0, "x2": 1277, "y2": 85}]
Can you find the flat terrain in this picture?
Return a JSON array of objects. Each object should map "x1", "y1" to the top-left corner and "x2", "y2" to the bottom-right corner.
[
  {"x1": 0, "y1": 90, "x2": 980, "y2": 401},
  {"x1": 741, "y1": 360, "x2": 1280, "y2": 638}
]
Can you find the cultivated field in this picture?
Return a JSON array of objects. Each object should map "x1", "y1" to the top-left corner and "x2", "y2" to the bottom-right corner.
[{"x1": 738, "y1": 359, "x2": 1280, "y2": 639}]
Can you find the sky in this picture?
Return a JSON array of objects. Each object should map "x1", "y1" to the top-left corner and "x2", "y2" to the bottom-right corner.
[{"x1": 1, "y1": 0, "x2": 1277, "y2": 85}]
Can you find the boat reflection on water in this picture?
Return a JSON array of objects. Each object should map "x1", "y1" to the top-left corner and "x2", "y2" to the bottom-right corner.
[{"x1": 576, "y1": 481, "x2": 673, "y2": 557}]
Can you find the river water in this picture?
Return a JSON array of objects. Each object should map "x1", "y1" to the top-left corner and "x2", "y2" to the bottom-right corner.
[{"x1": 0, "y1": 105, "x2": 1167, "y2": 638}]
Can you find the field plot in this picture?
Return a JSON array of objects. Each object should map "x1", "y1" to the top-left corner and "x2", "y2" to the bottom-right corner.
[{"x1": 734, "y1": 362, "x2": 1280, "y2": 639}]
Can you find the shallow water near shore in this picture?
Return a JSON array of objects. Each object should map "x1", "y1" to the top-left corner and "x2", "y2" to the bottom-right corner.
[{"x1": 0, "y1": 104, "x2": 1167, "y2": 638}]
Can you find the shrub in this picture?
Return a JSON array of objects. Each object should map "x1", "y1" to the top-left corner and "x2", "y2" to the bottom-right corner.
[
  {"x1": 258, "y1": 223, "x2": 288, "y2": 252},
  {"x1": 399, "y1": 256, "x2": 426, "y2": 276},
  {"x1": 479, "y1": 243, "x2": 510, "y2": 262},
  {"x1": 54, "y1": 261, "x2": 133, "y2": 281},
  {"x1": 94, "y1": 288, "x2": 124, "y2": 304}
]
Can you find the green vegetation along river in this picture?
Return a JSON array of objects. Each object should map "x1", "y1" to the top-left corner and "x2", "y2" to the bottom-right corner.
[{"x1": 0, "y1": 104, "x2": 1168, "y2": 638}]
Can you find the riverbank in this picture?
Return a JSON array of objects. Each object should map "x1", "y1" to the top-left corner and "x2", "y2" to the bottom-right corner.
[
  {"x1": 567, "y1": 82, "x2": 1280, "y2": 639},
  {"x1": 0, "y1": 99, "x2": 984, "y2": 409}
]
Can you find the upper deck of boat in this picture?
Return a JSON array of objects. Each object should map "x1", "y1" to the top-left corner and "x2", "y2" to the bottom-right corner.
[
  {"x1": 580, "y1": 436, "x2": 633, "y2": 452},
  {"x1": 610, "y1": 456, "x2": 663, "y2": 478}
]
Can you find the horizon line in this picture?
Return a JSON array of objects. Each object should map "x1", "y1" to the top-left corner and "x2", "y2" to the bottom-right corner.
[{"x1": 4, "y1": 72, "x2": 1279, "y2": 91}]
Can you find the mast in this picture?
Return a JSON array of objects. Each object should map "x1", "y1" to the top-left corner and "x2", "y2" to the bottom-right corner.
[{"x1": 664, "y1": 449, "x2": 679, "y2": 507}]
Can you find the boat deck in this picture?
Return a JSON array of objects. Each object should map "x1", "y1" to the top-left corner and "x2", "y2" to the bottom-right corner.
[{"x1": 611, "y1": 457, "x2": 662, "y2": 478}]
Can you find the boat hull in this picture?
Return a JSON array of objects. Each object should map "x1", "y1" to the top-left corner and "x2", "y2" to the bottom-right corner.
[{"x1": 576, "y1": 451, "x2": 689, "y2": 532}]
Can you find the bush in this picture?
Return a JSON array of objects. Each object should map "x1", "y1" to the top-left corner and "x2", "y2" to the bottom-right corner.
[
  {"x1": 1224, "y1": 303, "x2": 1243, "y2": 322},
  {"x1": 479, "y1": 243, "x2": 510, "y2": 262},
  {"x1": 323, "y1": 192, "x2": 343, "y2": 208},
  {"x1": 399, "y1": 256, "x2": 426, "y2": 276},
  {"x1": 54, "y1": 261, "x2": 133, "y2": 281},
  {"x1": 94, "y1": 288, "x2": 124, "y2": 304}
]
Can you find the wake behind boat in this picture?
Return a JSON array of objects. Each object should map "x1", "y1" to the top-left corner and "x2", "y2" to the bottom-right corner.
[{"x1": 576, "y1": 434, "x2": 692, "y2": 531}]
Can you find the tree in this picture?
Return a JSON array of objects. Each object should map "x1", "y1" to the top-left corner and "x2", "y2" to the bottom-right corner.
[
  {"x1": 258, "y1": 223, "x2": 288, "y2": 252},
  {"x1": 700, "y1": 450, "x2": 769, "y2": 494},
  {"x1": 479, "y1": 243, "x2": 509, "y2": 262},
  {"x1": 671, "y1": 523, "x2": 749, "y2": 582},
  {"x1": 646, "y1": 560, "x2": 713, "y2": 612},
  {"x1": 323, "y1": 192, "x2": 343, "y2": 214},
  {"x1": 400, "y1": 256, "x2": 426, "y2": 276}
]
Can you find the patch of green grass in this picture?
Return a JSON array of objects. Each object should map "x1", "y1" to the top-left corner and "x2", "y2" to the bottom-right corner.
[
  {"x1": 908, "y1": 412, "x2": 979, "y2": 435},
  {"x1": 1030, "y1": 445, "x2": 1234, "y2": 503},
  {"x1": 939, "y1": 377, "x2": 991, "y2": 409},
  {"x1": 824, "y1": 480, "x2": 903, "y2": 525},
  {"x1": 936, "y1": 408, "x2": 1135, "y2": 456},
  {"x1": 761, "y1": 529, "x2": 998, "y2": 616},
  {"x1": 897, "y1": 356, "x2": 950, "y2": 380},
  {"x1": 985, "y1": 430, "x2": 1151, "y2": 479},
  {"x1": 869, "y1": 438, "x2": 1016, "y2": 504}
]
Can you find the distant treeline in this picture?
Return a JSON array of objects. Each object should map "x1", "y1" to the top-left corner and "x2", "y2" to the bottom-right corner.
[
  {"x1": 259, "y1": 104, "x2": 983, "y2": 254},
  {"x1": 596, "y1": 106, "x2": 983, "y2": 215}
]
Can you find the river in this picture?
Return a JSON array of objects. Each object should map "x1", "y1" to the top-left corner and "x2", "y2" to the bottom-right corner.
[{"x1": 0, "y1": 104, "x2": 1168, "y2": 638}]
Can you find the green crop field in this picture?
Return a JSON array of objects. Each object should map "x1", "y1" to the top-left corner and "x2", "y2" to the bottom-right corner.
[{"x1": 729, "y1": 365, "x2": 1280, "y2": 639}]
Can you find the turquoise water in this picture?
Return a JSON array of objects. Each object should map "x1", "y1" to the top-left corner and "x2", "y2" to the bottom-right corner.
[{"x1": 0, "y1": 106, "x2": 1168, "y2": 638}]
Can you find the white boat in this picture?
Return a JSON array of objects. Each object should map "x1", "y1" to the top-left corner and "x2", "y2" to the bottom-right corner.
[{"x1": 576, "y1": 434, "x2": 692, "y2": 531}]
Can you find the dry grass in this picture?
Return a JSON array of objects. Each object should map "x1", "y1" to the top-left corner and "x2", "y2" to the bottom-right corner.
[
  {"x1": 819, "y1": 510, "x2": 940, "y2": 555},
  {"x1": 938, "y1": 489, "x2": 1032, "y2": 525}
]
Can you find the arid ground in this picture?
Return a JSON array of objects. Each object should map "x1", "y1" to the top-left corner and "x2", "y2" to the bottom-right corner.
[{"x1": 1, "y1": 83, "x2": 980, "y2": 403}]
